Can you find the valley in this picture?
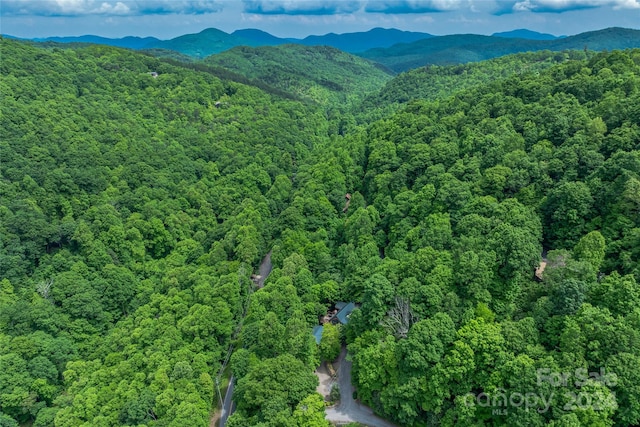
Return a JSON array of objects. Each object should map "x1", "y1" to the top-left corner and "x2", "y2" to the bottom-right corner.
[{"x1": 1, "y1": 25, "x2": 640, "y2": 427}]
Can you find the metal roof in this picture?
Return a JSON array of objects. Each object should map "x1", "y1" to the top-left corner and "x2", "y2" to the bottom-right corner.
[
  {"x1": 335, "y1": 302, "x2": 356, "y2": 324},
  {"x1": 312, "y1": 325, "x2": 323, "y2": 344}
]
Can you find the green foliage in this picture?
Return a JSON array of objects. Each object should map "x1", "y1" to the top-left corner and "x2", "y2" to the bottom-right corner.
[
  {"x1": 0, "y1": 38, "x2": 329, "y2": 426},
  {"x1": 359, "y1": 50, "x2": 585, "y2": 121},
  {"x1": 338, "y1": 48, "x2": 640, "y2": 426},
  {"x1": 318, "y1": 323, "x2": 341, "y2": 362},
  {"x1": 234, "y1": 354, "x2": 319, "y2": 423},
  {"x1": 205, "y1": 44, "x2": 393, "y2": 107},
  {"x1": 573, "y1": 230, "x2": 606, "y2": 272},
  {"x1": 3, "y1": 36, "x2": 640, "y2": 427}
]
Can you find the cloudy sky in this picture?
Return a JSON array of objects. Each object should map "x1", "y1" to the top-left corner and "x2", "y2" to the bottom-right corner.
[{"x1": 2, "y1": 0, "x2": 640, "y2": 39}]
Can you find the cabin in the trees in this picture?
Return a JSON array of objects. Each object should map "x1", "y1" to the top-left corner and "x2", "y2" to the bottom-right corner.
[
  {"x1": 313, "y1": 301, "x2": 356, "y2": 343},
  {"x1": 334, "y1": 301, "x2": 356, "y2": 324},
  {"x1": 535, "y1": 261, "x2": 547, "y2": 281},
  {"x1": 321, "y1": 301, "x2": 356, "y2": 325}
]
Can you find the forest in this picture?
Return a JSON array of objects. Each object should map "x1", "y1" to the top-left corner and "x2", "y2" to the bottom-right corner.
[{"x1": 1, "y1": 35, "x2": 640, "y2": 427}]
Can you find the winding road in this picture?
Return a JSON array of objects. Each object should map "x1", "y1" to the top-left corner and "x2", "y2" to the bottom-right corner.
[{"x1": 325, "y1": 347, "x2": 398, "y2": 427}]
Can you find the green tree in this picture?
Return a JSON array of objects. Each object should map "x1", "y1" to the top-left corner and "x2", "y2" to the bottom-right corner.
[
  {"x1": 573, "y1": 230, "x2": 606, "y2": 272},
  {"x1": 318, "y1": 323, "x2": 341, "y2": 362},
  {"x1": 292, "y1": 393, "x2": 331, "y2": 427}
]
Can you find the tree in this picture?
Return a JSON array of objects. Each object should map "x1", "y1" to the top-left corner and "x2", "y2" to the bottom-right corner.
[
  {"x1": 292, "y1": 393, "x2": 331, "y2": 427},
  {"x1": 550, "y1": 278, "x2": 588, "y2": 316},
  {"x1": 543, "y1": 182, "x2": 593, "y2": 248},
  {"x1": 381, "y1": 296, "x2": 417, "y2": 339},
  {"x1": 319, "y1": 323, "x2": 341, "y2": 362},
  {"x1": 573, "y1": 231, "x2": 606, "y2": 272},
  {"x1": 234, "y1": 354, "x2": 318, "y2": 422}
]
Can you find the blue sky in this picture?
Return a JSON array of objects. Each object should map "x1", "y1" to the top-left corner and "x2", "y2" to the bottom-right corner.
[{"x1": 2, "y1": 1, "x2": 639, "y2": 39}]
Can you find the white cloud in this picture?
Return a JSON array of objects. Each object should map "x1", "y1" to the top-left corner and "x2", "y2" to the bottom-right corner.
[
  {"x1": 243, "y1": 1, "x2": 363, "y2": 15},
  {"x1": 0, "y1": 0, "x2": 223, "y2": 16},
  {"x1": 365, "y1": 0, "x2": 468, "y2": 13},
  {"x1": 508, "y1": 0, "x2": 640, "y2": 13},
  {"x1": 612, "y1": 0, "x2": 640, "y2": 8}
]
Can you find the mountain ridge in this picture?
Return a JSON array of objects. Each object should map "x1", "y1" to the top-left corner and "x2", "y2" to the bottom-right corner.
[
  {"x1": 360, "y1": 26, "x2": 640, "y2": 71},
  {"x1": 5, "y1": 26, "x2": 639, "y2": 68},
  {"x1": 492, "y1": 29, "x2": 564, "y2": 40}
]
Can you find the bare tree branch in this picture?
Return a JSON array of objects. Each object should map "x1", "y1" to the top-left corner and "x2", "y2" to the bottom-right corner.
[
  {"x1": 36, "y1": 278, "x2": 53, "y2": 300},
  {"x1": 381, "y1": 296, "x2": 417, "y2": 339}
]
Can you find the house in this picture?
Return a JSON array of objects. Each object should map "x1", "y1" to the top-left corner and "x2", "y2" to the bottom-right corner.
[
  {"x1": 333, "y1": 301, "x2": 356, "y2": 325},
  {"x1": 313, "y1": 302, "x2": 356, "y2": 345}
]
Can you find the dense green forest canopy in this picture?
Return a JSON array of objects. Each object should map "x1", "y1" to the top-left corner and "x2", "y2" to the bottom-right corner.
[
  {"x1": 356, "y1": 50, "x2": 587, "y2": 123},
  {"x1": 203, "y1": 44, "x2": 393, "y2": 106},
  {"x1": 1, "y1": 36, "x2": 640, "y2": 427},
  {"x1": 0, "y1": 38, "x2": 329, "y2": 427}
]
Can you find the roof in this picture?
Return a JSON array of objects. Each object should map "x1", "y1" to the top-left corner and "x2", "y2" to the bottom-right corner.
[
  {"x1": 335, "y1": 301, "x2": 348, "y2": 311},
  {"x1": 312, "y1": 325, "x2": 323, "y2": 344},
  {"x1": 335, "y1": 302, "x2": 356, "y2": 325}
]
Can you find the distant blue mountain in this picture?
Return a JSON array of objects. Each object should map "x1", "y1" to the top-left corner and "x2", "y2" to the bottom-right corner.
[
  {"x1": 142, "y1": 28, "x2": 255, "y2": 58},
  {"x1": 231, "y1": 29, "x2": 293, "y2": 46},
  {"x1": 492, "y1": 29, "x2": 564, "y2": 40},
  {"x1": 298, "y1": 27, "x2": 433, "y2": 53},
  {"x1": 232, "y1": 27, "x2": 433, "y2": 52},
  {"x1": 4, "y1": 27, "x2": 433, "y2": 56},
  {"x1": 32, "y1": 35, "x2": 160, "y2": 49},
  {"x1": 6, "y1": 26, "x2": 638, "y2": 70},
  {"x1": 362, "y1": 27, "x2": 640, "y2": 72}
]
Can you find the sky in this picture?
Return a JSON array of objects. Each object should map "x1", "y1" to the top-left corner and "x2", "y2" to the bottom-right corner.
[{"x1": 2, "y1": 0, "x2": 640, "y2": 40}]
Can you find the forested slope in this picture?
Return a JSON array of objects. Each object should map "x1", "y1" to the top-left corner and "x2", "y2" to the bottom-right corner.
[
  {"x1": 2, "y1": 36, "x2": 640, "y2": 427},
  {"x1": 0, "y1": 38, "x2": 331, "y2": 427},
  {"x1": 358, "y1": 50, "x2": 587, "y2": 119},
  {"x1": 338, "y1": 49, "x2": 640, "y2": 426},
  {"x1": 204, "y1": 44, "x2": 393, "y2": 106},
  {"x1": 353, "y1": 49, "x2": 598, "y2": 126}
]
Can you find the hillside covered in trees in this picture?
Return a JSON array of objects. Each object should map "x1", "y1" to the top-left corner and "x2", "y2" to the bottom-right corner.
[
  {"x1": 203, "y1": 44, "x2": 393, "y2": 106},
  {"x1": 1, "y1": 35, "x2": 640, "y2": 427}
]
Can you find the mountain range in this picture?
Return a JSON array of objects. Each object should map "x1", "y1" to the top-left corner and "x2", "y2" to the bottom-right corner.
[
  {"x1": 360, "y1": 27, "x2": 640, "y2": 71},
  {"x1": 5, "y1": 26, "x2": 564, "y2": 55},
  {"x1": 7, "y1": 27, "x2": 434, "y2": 57},
  {"x1": 5, "y1": 26, "x2": 640, "y2": 72}
]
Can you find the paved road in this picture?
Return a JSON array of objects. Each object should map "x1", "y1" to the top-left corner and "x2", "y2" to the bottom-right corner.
[
  {"x1": 219, "y1": 375, "x2": 235, "y2": 426},
  {"x1": 325, "y1": 347, "x2": 398, "y2": 427},
  {"x1": 256, "y1": 251, "x2": 272, "y2": 287}
]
